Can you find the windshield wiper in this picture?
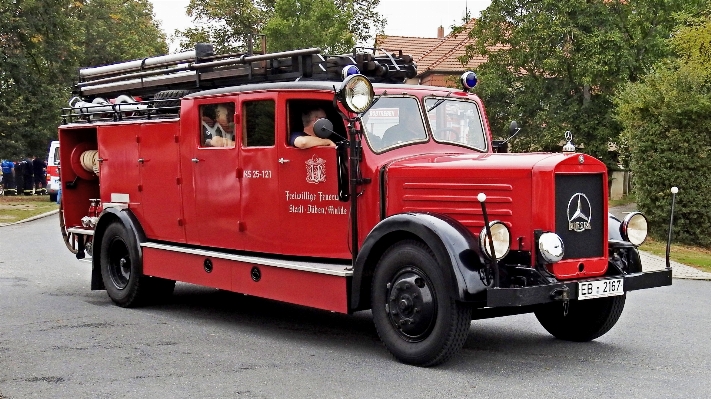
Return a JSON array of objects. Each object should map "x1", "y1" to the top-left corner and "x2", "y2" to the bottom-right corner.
[{"x1": 426, "y1": 92, "x2": 452, "y2": 112}]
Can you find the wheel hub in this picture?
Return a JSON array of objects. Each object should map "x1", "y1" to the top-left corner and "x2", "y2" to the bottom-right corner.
[
  {"x1": 108, "y1": 238, "x2": 131, "y2": 290},
  {"x1": 387, "y1": 269, "x2": 436, "y2": 341}
]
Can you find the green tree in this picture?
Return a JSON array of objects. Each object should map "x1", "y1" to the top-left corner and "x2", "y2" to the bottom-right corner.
[
  {"x1": 462, "y1": 0, "x2": 702, "y2": 168},
  {"x1": 176, "y1": 0, "x2": 383, "y2": 54},
  {"x1": 0, "y1": 0, "x2": 168, "y2": 159},
  {"x1": 263, "y1": 0, "x2": 354, "y2": 53},
  {"x1": 78, "y1": 0, "x2": 167, "y2": 67},
  {"x1": 616, "y1": 12, "x2": 711, "y2": 248},
  {"x1": 0, "y1": 0, "x2": 80, "y2": 159},
  {"x1": 177, "y1": 0, "x2": 273, "y2": 54}
]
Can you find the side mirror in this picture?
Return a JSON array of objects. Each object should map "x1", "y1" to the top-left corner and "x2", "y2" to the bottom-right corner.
[
  {"x1": 509, "y1": 121, "x2": 519, "y2": 136},
  {"x1": 313, "y1": 118, "x2": 335, "y2": 139}
]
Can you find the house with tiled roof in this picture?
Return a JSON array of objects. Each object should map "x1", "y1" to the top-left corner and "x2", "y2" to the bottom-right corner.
[{"x1": 375, "y1": 19, "x2": 490, "y2": 87}]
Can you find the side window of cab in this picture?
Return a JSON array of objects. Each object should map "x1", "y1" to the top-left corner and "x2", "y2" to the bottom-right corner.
[
  {"x1": 242, "y1": 100, "x2": 275, "y2": 147},
  {"x1": 199, "y1": 102, "x2": 236, "y2": 148}
]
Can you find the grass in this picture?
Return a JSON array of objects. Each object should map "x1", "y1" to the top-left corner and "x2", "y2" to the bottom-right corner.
[
  {"x1": 609, "y1": 194, "x2": 636, "y2": 207},
  {"x1": 640, "y1": 237, "x2": 711, "y2": 273},
  {"x1": 0, "y1": 195, "x2": 58, "y2": 224}
]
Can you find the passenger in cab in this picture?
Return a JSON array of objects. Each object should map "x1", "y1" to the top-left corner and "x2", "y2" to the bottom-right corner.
[
  {"x1": 290, "y1": 108, "x2": 336, "y2": 149},
  {"x1": 202, "y1": 103, "x2": 235, "y2": 147}
]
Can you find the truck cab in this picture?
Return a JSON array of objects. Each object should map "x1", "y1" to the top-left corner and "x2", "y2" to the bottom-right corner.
[{"x1": 57, "y1": 44, "x2": 672, "y2": 366}]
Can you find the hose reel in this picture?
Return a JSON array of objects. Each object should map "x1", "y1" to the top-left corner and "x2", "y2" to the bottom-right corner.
[{"x1": 70, "y1": 142, "x2": 99, "y2": 180}]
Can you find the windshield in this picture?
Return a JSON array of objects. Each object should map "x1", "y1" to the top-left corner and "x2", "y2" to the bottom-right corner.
[
  {"x1": 424, "y1": 98, "x2": 487, "y2": 151},
  {"x1": 362, "y1": 97, "x2": 428, "y2": 152}
]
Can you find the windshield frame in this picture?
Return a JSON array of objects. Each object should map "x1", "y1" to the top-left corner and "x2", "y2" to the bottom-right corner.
[
  {"x1": 361, "y1": 95, "x2": 430, "y2": 154},
  {"x1": 423, "y1": 95, "x2": 488, "y2": 153}
]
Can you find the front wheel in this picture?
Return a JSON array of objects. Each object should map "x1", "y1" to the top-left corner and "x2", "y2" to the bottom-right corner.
[
  {"x1": 534, "y1": 294, "x2": 626, "y2": 342},
  {"x1": 371, "y1": 240, "x2": 472, "y2": 366}
]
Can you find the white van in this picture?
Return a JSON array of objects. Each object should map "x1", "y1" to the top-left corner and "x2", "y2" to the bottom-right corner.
[{"x1": 47, "y1": 141, "x2": 60, "y2": 201}]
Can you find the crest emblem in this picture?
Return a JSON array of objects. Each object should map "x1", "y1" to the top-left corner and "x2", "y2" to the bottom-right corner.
[
  {"x1": 305, "y1": 155, "x2": 326, "y2": 184},
  {"x1": 567, "y1": 193, "x2": 592, "y2": 232}
]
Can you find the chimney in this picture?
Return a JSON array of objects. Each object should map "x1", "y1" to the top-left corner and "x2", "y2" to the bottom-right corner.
[{"x1": 437, "y1": 26, "x2": 444, "y2": 39}]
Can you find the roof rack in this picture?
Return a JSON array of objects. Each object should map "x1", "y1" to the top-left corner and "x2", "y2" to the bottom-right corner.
[{"x1": 74, "y1": 43, "x2": 418, "y2": 100}]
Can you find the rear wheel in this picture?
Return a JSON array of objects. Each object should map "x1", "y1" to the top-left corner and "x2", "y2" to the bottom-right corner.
[
  {"x1": 371, "y1": 240, "x2": 472, "y2": 366},
  {"x1": 534, "y1": 294, "x2": 626, "y2": 341},
  {"x1": 99, "y1": 222, "x2": 174, "y2": 307}
]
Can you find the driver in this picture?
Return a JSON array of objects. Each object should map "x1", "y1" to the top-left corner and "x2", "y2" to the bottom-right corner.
[
  {"x1": 290, "y1": 108, "x2": 336, "y2": 149},
  {"x1": 381, "y1": 105, "x2": 426, "y2": 147}
]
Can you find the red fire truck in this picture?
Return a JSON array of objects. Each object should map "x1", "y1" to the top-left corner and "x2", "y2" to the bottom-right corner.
[{"x1": 58, "y1": 44, "x2": 673, "y2": 366}]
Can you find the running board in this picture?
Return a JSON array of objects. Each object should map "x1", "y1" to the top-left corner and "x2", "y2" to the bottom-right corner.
[
  {"x1": 141, "y1": 242, "x2": 353, "y2": 277},
  {"x1": 140, "y1": 242, "x2": 351, "y2": 313}
]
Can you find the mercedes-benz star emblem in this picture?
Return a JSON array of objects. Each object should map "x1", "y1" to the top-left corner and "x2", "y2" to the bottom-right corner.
[{"x1": 567, "y1": 193, "x2": 592, "y2": 232}]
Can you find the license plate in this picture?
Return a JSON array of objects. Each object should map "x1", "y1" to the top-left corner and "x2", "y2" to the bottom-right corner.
[{"x1": 578, "y1": 279, "x2": 624, "y2": 300}]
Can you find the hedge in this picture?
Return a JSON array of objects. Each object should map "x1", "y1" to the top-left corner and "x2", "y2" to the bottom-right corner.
[{"x1": 616, "y1": 64, "x2": 711, "y2": 248}]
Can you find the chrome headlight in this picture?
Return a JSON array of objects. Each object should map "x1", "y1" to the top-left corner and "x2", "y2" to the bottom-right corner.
[
  {"x1": 538, "y1": 232, "x2": 565, "y2": 263},
  {"x1": 621, "y1": 212, "x2": 648, "y2": 246},
  {"x1": 479, "y1": 221, "x2": 511, "y2": 260},
  {"x1": 339, "y1": 74, "x2": 374, "y2": 113}
]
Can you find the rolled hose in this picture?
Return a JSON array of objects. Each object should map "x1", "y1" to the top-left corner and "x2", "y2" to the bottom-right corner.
[{"x1": 70, "y1": 143, "x2": 99, "y2": 180}]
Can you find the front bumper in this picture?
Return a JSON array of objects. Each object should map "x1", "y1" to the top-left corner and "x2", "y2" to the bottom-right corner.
[{"x1": 486, "y1": 269, "x2": 672, "y2": 307}]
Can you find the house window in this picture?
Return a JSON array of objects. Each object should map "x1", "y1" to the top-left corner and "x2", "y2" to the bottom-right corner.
[{"x1": 243, "y1": 100, "x2": 275, "y2": 147}]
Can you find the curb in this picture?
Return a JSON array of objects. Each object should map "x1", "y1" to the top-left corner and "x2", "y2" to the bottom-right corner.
[{"x1": 0, "y1": 209, "x2": 59, "y2": 227}]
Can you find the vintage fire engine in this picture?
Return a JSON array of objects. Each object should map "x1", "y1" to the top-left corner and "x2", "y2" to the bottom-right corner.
[{"x1": 58, "y1": 43, "x2": 674, "y2": 366}]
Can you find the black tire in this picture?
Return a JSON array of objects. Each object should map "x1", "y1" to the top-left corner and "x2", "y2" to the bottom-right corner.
[
  {"x1": 534, "y1": 294, "x2": 626, "y2": 342},
  {"x1": 371, "y1": 240, "x2": 472, "y2": 366},
  {"x1": 99, "y1": 223, "x2": 176, "y2": 307},
  {"x1": 154, "y1": 90, "x2": 191, "y2": 114}
]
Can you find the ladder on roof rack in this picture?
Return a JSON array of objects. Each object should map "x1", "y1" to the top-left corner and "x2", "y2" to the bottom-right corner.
[{"x1": 74, "y1": 43, "x2": 418, "y2": 100}]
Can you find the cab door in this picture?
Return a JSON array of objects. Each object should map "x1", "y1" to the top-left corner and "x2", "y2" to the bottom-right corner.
[
  {"x1": 182, "y1": 97, "x2": 241, "y2": 249},
  {"x1": 277, "y1": 99, "x2": 350, "y2": 259},
  {"x1": 238, "y1": 94, "x2": 282, "y2": 253}
]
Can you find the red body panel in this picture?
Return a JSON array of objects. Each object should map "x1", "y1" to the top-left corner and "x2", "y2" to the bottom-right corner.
[
  {"x1": 138, "y1": 121, "x2": 185, "y2": 242},
  {"x1": 142, "y1": 247, "x2": 348, "y2": 313}
]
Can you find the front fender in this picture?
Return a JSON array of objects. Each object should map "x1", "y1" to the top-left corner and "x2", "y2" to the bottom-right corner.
[
  {"x1": 350, "y1": 213, "x2": 489, "y2": 311},
  {"x1": 90, "y1": 207, "x2": 146, "y2": 290}
]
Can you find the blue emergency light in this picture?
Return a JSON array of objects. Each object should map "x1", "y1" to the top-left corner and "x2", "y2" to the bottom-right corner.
[{"x1": 460, "y1": 71, "x2": 478, "y2": 91}]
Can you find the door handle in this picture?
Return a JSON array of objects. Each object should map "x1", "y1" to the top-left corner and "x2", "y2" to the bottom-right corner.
[
  {"x1": 191, "y1": 158, "x2": 200, "y2": 163},
  {"x1": 278, "y1": 158, "x2": 290, "y2": 164}
]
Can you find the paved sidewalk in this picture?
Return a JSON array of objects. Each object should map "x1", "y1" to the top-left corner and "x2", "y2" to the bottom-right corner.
[
  {"x1": 610, "y1": 203, "x2": 711, "y2": 280},
  {"x1": 640, "y1": 250, "x2": 711, "y2": 280}
]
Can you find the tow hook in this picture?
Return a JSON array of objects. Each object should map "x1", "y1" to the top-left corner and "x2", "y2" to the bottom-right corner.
[{"x1": 550, "y1": 286, "x2": 571, "y2": 316}]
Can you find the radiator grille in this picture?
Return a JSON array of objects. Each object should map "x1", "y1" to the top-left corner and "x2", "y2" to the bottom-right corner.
[{"x1": 555, "y1": 174, "x2": 604, "y2": 259}]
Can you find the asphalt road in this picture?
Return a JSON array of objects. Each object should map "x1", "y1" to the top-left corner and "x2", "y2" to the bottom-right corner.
[{"x1": 1, "y1": 216, "x2": 710, "y2": 399}]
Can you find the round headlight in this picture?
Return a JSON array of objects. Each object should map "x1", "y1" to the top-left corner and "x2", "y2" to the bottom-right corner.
[
  {"x1": 479, "y1": 221, "x2": 511, "y2": 260},
  {"x1": 621, "y1": 212, "x2": 648, "y2": 246},
  {"x1": 339, "y1": 74, "x2": 374, "y2": 113},
  {"x1": 538, "y1": 232, "x2": 565, "y2": 263}
]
